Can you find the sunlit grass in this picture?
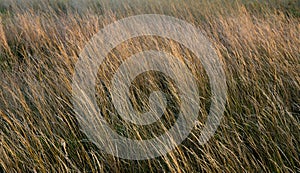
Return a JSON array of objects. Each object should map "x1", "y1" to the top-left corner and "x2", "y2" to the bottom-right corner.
[{"x1": 0, "y1": 0, "x2": 299, "y2": 172}]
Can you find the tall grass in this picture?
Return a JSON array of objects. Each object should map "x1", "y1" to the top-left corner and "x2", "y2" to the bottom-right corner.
[{"x1": 0, "y1": 0, "x2": 299, "y2": 172}]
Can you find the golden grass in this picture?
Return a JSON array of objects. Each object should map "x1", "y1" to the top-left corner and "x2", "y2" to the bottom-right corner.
[{"x1": 0, "y1": 0, "x2": 299, "y2": 172}]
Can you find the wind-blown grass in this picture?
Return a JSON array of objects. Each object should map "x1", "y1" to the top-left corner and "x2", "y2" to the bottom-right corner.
[{"x1": 0, "y1": 0, "x2": 299, "y2": 172}]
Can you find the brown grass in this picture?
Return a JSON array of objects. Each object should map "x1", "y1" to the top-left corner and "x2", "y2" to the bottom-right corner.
[{"x1": 0, "y1": 0, "x2": 299, "y2": 172}]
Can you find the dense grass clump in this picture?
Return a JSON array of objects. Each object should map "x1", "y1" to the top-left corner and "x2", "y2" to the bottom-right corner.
[{"x1": 0, "y1": 0, "x2": 299, "y2": 172}]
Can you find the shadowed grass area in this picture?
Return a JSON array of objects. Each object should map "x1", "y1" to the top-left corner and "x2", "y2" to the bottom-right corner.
[{"x1": 0, "y1": 0, "x2": 299, "y2": 172}]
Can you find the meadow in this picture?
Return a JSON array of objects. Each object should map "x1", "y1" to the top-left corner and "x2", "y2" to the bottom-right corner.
[{"x1": 0, "y1": 0, "x2": 299, "y2": 172}]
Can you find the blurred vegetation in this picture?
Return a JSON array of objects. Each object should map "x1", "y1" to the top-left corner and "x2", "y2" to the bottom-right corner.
[{"x1": 0, "y1": 0, "x2": 299, "y2": 172}]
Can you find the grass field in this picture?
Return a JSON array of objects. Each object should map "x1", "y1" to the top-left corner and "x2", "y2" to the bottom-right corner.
[{"x1": 0, "y1": 0, "x2": 299, "y2": 172}]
